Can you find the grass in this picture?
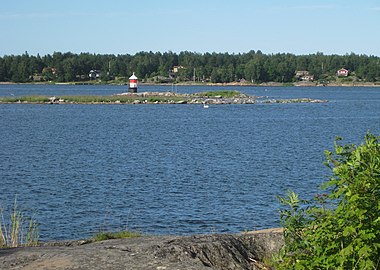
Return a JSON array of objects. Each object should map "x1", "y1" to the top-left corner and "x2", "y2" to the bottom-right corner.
[
  {"x1": 0, "y1": 95, "x2": 50, "y2": 103},
  {"x1": 60, "y1": 95, "x2": 186, "y2": 104},
  {"x1": 194, "y1": 90, "x2": 245, "y2": 98},
  {"x1": 93, "y1": 230, "x2": 141, "y2": 242},
  {"x1": 0, "y1": 90, "x2": 248, "y2": 104},
  {"x1": 0, "y1": 198, "x2": 38, "y2": 248},
  {"x1": 0, "y1": 198, "x2": 140, "y2": 247},
  {"x1": 0, "y1": 95, "x2": 186, "y2": 104},
  {"x1": 61, "y1": 95, "x2": 123, "y2": 103}
]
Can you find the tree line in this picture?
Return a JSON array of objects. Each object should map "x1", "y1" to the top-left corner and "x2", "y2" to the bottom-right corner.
[{"x1": 0, "y1": 51, "x2": 379, "y2": 83}]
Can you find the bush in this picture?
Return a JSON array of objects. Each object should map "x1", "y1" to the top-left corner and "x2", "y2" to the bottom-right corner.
[{"x1": 274, "y1": 133, "x2": 380, "y2": 269}]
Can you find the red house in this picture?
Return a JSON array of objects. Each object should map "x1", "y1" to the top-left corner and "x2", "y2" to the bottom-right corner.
[{"x1": 337, "y1": 68, "x2": 349, "y2": 77}]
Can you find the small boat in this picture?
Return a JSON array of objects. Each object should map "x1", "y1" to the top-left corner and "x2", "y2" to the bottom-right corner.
[{"x1": 203, "y1": 103, "x2": 209, "y2": 109}]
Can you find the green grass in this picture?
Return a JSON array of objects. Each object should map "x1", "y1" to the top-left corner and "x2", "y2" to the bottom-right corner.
[
  {"x1": 0, "y1": 95, "x2": 187, "y2": 104},
  {"x1": 61, "y1": 95, "x2": 186, "y2": 104},
  {"x1": 194, "y1": 90, "x2": 245, "y2": 98},
  {"x1": 61, "y1": 95, "x2": 123, "y2": 103},
  {"x1": 0, "y1": 95, "x2": 50, "y2": 103},
  {"x1": 0, "y1": 198, "x2": 38, "y2": 248},
  {"x1": 93, "y1": 230, "x2": 141, "y2": 242},
  {"x1": 0, "y1": 91, "x2": 248, "y2": 104}
]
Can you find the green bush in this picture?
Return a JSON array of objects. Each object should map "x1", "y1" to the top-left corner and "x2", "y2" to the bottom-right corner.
[{"x1": 275, "y1": 133, "x2": 380, "y2": 269}]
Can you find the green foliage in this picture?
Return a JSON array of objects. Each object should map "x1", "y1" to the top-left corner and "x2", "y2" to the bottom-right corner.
[
  {"x1": 60, "y1": 95, "x2": 184, "y2": 104},
  {"x1": 1, "y1": 51, "x2": 380, "y2": 83},
  {"x1": 275, "y1": 133, "x2": 380, "y2": 269},
  {"x1": 2, "y1": 92, "x2": 241, "y2": 104},
  {"x1": 195, "y1": 90, "x2": 244, "y2": 98},
  {"x1": 93, "y1": 231, "x2": 141, "y2": 242},
  {"x1": 0, "y1": 96, "x2": 50, "y2": 103},
  {"x1": 61, "y1": 95, "x2": 118, "y2": 103},
  {"x1": 0, "y1": 198, "x2": 38, "y2": 248},
  {"x1": 0, "y1": 95, "x2": 157, "y2": 104}
]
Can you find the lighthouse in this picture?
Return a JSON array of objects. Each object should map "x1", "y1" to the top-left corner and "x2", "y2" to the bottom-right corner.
[{"x1": 128, "y1": 72, "x2": 138, "y2": 93}]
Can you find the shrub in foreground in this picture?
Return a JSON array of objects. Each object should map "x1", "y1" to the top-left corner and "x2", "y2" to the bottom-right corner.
[{"x1": 274, "y1": 133, "x2": 380, "y2": 269}]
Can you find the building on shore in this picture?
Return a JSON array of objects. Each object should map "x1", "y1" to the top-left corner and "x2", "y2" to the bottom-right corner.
[{"x1": 337, "y1": 68, "x2": 349, "y2": 77}]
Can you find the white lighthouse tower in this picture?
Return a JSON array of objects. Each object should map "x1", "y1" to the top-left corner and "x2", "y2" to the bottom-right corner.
[{"x1": 128, "y1": 72, "x2": 138, "y2": 93}]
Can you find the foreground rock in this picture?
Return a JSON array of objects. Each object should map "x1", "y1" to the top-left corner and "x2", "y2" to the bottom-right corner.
[{"x1": 0, "y1": 228, "x2": 283, "y2": 270}]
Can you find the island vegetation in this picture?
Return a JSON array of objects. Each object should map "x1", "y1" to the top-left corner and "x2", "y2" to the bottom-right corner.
[{"x1": 0, "y1": 51, "x2": 379, "y2": 85}]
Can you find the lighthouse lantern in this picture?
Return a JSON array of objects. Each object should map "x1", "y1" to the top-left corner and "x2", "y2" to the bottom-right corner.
[{"x1": 128, "y1": 72, "x2": 138, "y2": 93}]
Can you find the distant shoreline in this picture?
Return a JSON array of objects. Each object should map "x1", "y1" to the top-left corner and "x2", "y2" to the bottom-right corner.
[{"x1": 1, "y1": 81, "x2": 380, "y2": 87}]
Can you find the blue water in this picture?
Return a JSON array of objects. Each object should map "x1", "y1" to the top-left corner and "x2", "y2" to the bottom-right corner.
[{"x1": 1, "y1": 84, "x2": 380, "y2": 241}]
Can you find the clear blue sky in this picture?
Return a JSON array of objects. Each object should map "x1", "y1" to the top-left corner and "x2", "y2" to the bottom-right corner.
[{"x1": 1, "y1": 0, "x2": 379, "y2": 56}]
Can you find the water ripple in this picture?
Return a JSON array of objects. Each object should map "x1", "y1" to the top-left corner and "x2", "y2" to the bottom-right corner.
[{"x1": 1, "y1": 86, "x2": 380, "y2": 240}]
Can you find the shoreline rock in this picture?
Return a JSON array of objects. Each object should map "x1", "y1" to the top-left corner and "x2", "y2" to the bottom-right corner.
[{"x1": 0, "y1": 228, "x2": 284, "y2": 270}]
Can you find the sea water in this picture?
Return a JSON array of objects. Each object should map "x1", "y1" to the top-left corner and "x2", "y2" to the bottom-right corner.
[{"x1": 1, "y1": 85, "x2": 380, "y2": 240}]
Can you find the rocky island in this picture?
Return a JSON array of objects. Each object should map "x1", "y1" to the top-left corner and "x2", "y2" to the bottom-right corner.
[{"x1": 0, "y1": 90, "x2": 327, "y2": 105}]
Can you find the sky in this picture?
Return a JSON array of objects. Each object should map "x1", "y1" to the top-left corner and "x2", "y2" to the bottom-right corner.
[{"x1": 1, "y1": 0, "x2": 380, "y2": 57}]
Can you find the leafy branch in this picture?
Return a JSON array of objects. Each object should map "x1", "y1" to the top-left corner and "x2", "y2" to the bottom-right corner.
[{"x1": 274, "y1": 133, "x2": 380, "y2": 269}]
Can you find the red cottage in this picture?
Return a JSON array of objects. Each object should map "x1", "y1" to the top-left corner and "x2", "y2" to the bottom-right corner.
[{"x1": 337, "y1": 68, "x2": 349, "y2": 77}]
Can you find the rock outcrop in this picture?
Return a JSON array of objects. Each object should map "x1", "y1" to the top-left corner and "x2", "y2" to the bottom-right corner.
[{"x1": 0, "y1": 229, "x2": 283, "y2": 270}]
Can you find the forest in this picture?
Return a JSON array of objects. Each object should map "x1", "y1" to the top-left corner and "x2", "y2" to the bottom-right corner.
[{"x1": 0, "y1": 50, "x2": 379, "y2": 84}]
